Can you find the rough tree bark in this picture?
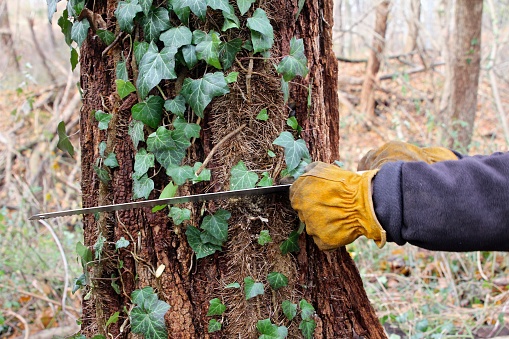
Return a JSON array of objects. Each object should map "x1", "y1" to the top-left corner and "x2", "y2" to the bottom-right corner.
[
  {"x1": 439, "y1": 0, "x2": 482, "y2": 150},
  {"x1": 359, "y1": 0, "x2": 390, "y2": 122},
  {"x1": 78, "y1": 0, "x2": 385, "y2": 338}
]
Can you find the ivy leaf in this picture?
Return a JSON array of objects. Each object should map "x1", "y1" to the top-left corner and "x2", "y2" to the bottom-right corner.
[
  {"x1": 273, "y1": 131, "x2": 311, "y2": 171},
  {"x1": 160, "y1": 26, "x2": 192, "y2": 49},
  {"x1": 166, "y1": 165, "x2": 194, "y2": 185},
  {"x1": 134, "y1": 148, "x2": 155, "y2": 178},
  {"x1": 282, "y1": 300, "x2": 297, "y2": 320},
  {"x1": 193, "y1": 162, "x2": 211, "y2": 182},
  {"x1": 94, "y1": 233, "x2": 106, "y2": 260},
  {"x1": 164, "y1": 95, "x2": 187, "y2": 117},
  {"x1": 99, "y1": 141, "x2": 107, "y2": 157},
  {"x1": 172, "y1": 0, "x2": 207, "y2": 19},
  {"x1": 230, "y1": 161, "x2": 258, "y2": 190},
  {"x1": 56, "y1": 121, "x2": 75, "y2": 157},
  {"x1": 244, "y1": 277, "x2": 264, "y2": 300},
  {"x1": 131, "y1": 95, "x2": 164, "y2": 129},
  {"x1": 172, "y1": 5, "x2": 190, "y2": 25},
  {"x1": 222, "y1": 8, "x2": 240, "y2": 31},
  {"x1": 128, "y1": 120, "x2": 145, "y2": 148},
  {"x1": 72, "y1": 273, "x2": 86, "y2": 294},
  {"x1": 206, "y1": 0, "x2": 230, "y2": 12},
  {"x1": 152, "y1": 181, "x2": 178, "y2": 212},
  {"x1": 280, "y1": 230, "x2": 300, "y2": 255},
  {"x1": 196, "y1": 31, "x2": 222, "y2": 69},
  {"x1": 286, "y1": 116, "x2": 300, "y2": 130},
  {"x1": 132, "y1": 286, "x2": 158, "y2": 305},
  {"x1": 94, "y1": 165, "x2": 110, "y2": 184},
  {"x1": 225, "y1": 72, "x2": 238, "y2": 83},
  {"x1": 208, "y1": 319, "x2": 222, "y2": 333},
  {"x1": 115, "y1": 0, "x2": 142, "y2": 33},
  {"x1": 71, "y1": 18, "x2": 90, "y2": 47},
  {"x1": 139, "y1": 0, "x2": 153, "y2": 15},
  {"x1": 250, "y1": 31, "x2": 273, "y2": 54},
  {"x1": 173, "y1": 117, "x2": 201, "y2": 139},
  {"x1": 267, "y1": 150, "x2": 276, "y2": 158},
  {"x1": 95, "y1": 110, "x2": 112, "y2": 130},
  {"x1": 147, "y1": 127, "x2": 189, "y2": 170},
  {"x1": 106, "y1": 311, "x2": 120, "y2": 327},
  {"x1": 134, "y1": 41, "x2": 150, "y2": 65},
  {"x1": 132, "y1": 173, "x2": 154, "y2": 199},
  {"x1": 115, "y1": 237, "x2": 130, "y2": 249},
  {"x1": 137, "y1": 42, "x2": 178, "y2": 99},
  {"x1": 256, "y1": 108, "x2": 268, "y2": 121},
  {"x1": 299, "y1": 299, "x2": 315, "y2": 320},
  {"x1": 267, "y1": 272, "x2": 288, "y2": 290},
  {"x1": 47, "y1": 0, "x2": 61, "y2": 23},
  {"x1": 225, "y1": 282, "x2": 240, "y2": 288},
  {"x1": 258, "y1": 230, "x2": 272, "y2": 245},
  {"x1": 71, "y1": 47, "x2": 79, "y2": 71},
  {"x1": 200, "y1": 209, "x2": 231, "y2": 244},
  {"x1": 104, "y1": 153, "x2": 119, "y2": 168},
  {"x1": 207, "y1": 298, "x2": 226, "y2": 316},
  {"x1": 257, "y1": 172, "x2": 273, "y2": 187},
  {"x1": 116, "y1": 60, "x2": 129, "y2": 81},
  {"x1": 299, "y1": 319, "x2": 316, "y2": 339},
  {"x1": 181, "y1": 45, "x2": 198, "y2": 69},
  {"x1": 116, "y1": 79, "x2": 136, "y2": 99},
  {"x1": 247, "y1": 9, "x2": 274, "y2": 53},
  {"x1": 57, "y1": 10, "x2": 73, "y2": 45},
  {"x1": 277, "y1": 38, "x2": 309, "y2": 81},
  {"x1": 219, "y1": 38, "x2": 242, "y2": 70},
  {"x1": 237, "y1": 0, "x2": 255, "y2": 15},
  {"x1": 130, "y1": 287, "x2": 170, "y2": 339},
  {"x1": 186, "y1": 225, "x2": 222, "y2": 259},
  {"x1": 281, "y1": 78, "x2": 289, "y2": 104},
  {"x1": 97, "y1": 29, "x2": 115, "y2": 45},
  {"x1": 181, "y1": 72, "x2": 230, "y2": 118},
  {"x1": 169, "y1": 207, "x2": 191, "y2": 225},
  {"x1": 256, "y1": 319, "x2": 288, "y2": 339},
  {"x1": 142, "y1": 7, "x2": 171, "y2": 42}
]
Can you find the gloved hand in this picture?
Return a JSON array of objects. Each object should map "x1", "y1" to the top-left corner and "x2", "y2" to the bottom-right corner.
[
  {"x1": 358, "y1": 141, "x2": 457, "y2": 171},
  {"x1": 290, "y1": 162, "x2": 386, "y2": 250}
]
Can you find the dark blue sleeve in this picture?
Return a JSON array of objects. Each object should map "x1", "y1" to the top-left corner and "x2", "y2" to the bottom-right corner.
[{"x1": 372, "y1": 152, "x2": 509, "y2": 251}]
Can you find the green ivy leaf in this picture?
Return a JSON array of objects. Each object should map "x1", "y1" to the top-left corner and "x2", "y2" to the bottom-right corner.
[
  {"x1": 267, "y1": 150, "x2": 276, "y2": 158},
  {"x1": 94, "y1": 165, "x2": 111, "y2": 184},
  {"x1": 160, "y1": 26, "x2": 192, "y2": 49},
  {"x1": 164, "y1": 95, "x2": 187, "y2": 117},
  {"x1": 132, "y1": 95, "x2": 164, "y2": 129},
  {"x1": 206, "y1": 0, "x2": 230, "y2": 12},
  {"x1": 166, "y1": 165, "x2": 194, "y2": 185},
  {"x1": 299, "y1": 319, "x2": 316, "y2": 339},
  {"x1": 47, "y1": 0, "x2": 60, "y2": 23},
  {"x1": 70, "y1": 47, "x2": 78, "y2": 71},
  {"x1": 115, "y1": 237, "x2": 130, "y2": 249},
  {"x1": 142, "y1": 7, "x2": 171, "y2": 42},
  {"x1": 246, "y1": 9, "x2": 274, "y2": 53},
  {"x1": 99, "y1": 141, "x2": 107, "y2": 157},
  {"x1": 94, "y1": 233, "x2": 106, "y2": 260},
  {"x1": 132, "y1": 173, "x2": 154, "y2": 199},
  {"x1": 95, "y1": 110, "x2": 112, "y2": 130},
  {"x1": 134, "y1": 41, "x2": 150, "y2": 65},
  {"x1": 152, "y1": 181, "x2": 178, "y2": 212},
  {"x1": 181, "y1": 72, "x2": 230, "y2": 118},
  {"x1": 186, "y1": 225, "x2": 222, "y2": 259},
  {"x1": 56, "y1": 121, "x2": 75, "y2": 157},
  {"x1": 273, "y1": 131, "x2": 311, "y2": 171},
  {"x1": 257, "y1": 172, "x2": 273, "y2": 187},
  {"x1": 299, "y1": 299, "x2": 315, "y2": 320},
  {"x1": 225, "y1": 282, "x2": 240, "y2": 288},
  {"x1": 258, "y1": 230, "x2": 272, "y2": 245},
  {"x1": 256, "y1": 108, "x2": 268, "y2": 121},
  {"x1": 192, "y1": 29, "x2": 208, "y2": 44},
  {"x1": 104, "y1": 153, "x2": 119, "y2": 168},
  {"x1": 70, "y1": 18, "x2": 90, "y2": 47},
  {"x1": 267, "y1": 272, "x2": 288, "y2": 290},
  {"x1": 137, "y1": 42, "x2": 178, "y2": 99},
  {"x1": 282, "y1": 300, "x2": 297, "y2": 320},
  {"x1": 169, "y1": 207, "x2": 191, "y2": 225},
  {"x1": 286, "y1": 116, "x2": 299, "y2": 130},
  {"x1": 230, "y1": 161, "x2": 258, "y2": 190},
  {"x1": 97, "y1": 29, "x2": 115, "y2": 45},
  {"x1": 193, "y1": 162, "x2": 211, "y2": 182},
  {"x1": 105, "y1": 311, "x2": 120, "y2": 327},
  {"x1": 256, "y1": 318, "x2": 288, "y2": 339},
  {"x1": 222, "y1": 7, "x2": 239, "y2": 31},
  {"x1": 208, "y1": 319, "x2": 222, "y2": 333},
  {"x1": 58, "y1": 10, "x2": 73, "y2": 45},
  {"x1": 134, "y1": 148, "x2": 155, "y2": 178},
  {"x1": 116, "y1": 60, "x2": 129, "y2": 81},
  {"x1": 218, "y1": 38, "x2": 242, "y2": 70},
  {"x1": 225, "y1": 71, "x2": 239, "y2": 83},
  {"x1": 181, "y1": 45, "x2": 198, "y2": 68},
  {"x1": 172, "y1": 5, "x2": 190, "y2": 25},
  {"x1": 68, "y1": 0, "x2": 85, "y2": 16},
  {"x1": 173, "y1": 117, "x2": 201, "y2": 139},
  {"x1": 115, "y1": 0, "x2": 142, "y2": 33},
  {"x1": 207, "y1": 298, "x2": 226, "y2": 316},
  {"x1": 132, "y1": 286, "x2": 158, "y2": 305},
  {"x1": 280, "y1": 159, "x2": 310, "y2": 179},
  {"x1": 196, "y1": 31, "x2": 222, "y2": 69},
  {"x1": 172, "y1": 0, "x2": 207, "y2": 19},
  {"x1": 200, "y1": 209, "x2": 231, "y2": 245},
  {"x1": 72, "y1": 273, "x2": 86, "y2": 294},
  {"x1": 280, "y1": 230, "x2": 300, "y2": 255},
  {"x1": 128, "y1": 120, "x2": 145, "y2": 148},
  {"x1": 116, "y1": 79, "x2": 136, "y2": 99},
  {"x1": 244, "y1": 276, "x2": 264, "y2": 300},
  {"x1": 130, "y1": 287, "x2": 170, "y2": 339},
  {"x1": 277, "y1": 38, "x2": 309, "y2": 81},
  {"x1": 147, "y1": 128, "x2": 189, "y2": 170},
  {"x1": 237, "y1": 0, "x2": 255, "y2": 16},
  {"x1": 281, "y1": 78, "x2": 289, "y2": 104},
  {"x1": 139, "y1": 0, "x2": 153, "y2": 15}
]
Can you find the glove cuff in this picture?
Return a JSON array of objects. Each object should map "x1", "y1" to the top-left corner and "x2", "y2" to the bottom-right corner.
[{"x1": 360, "y1": 170, "x2": 387, "y2": 248}]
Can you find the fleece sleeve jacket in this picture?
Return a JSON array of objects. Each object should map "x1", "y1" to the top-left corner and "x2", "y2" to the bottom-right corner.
[{"x1": 372, "y1": 152, "x2": 509, "y2": 251}]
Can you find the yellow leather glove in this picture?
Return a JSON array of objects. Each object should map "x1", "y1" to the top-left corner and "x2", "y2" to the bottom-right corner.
[
  {"x1": 290, "y1": 162, "x2": 386, "y2": 250},
  {"x1": 358, "y1": 141, "x2": 458, "y2": 171}
]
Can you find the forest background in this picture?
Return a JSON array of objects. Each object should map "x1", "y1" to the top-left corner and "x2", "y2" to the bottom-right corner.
[{"x1": 1, "y1": 0, "x2": 509, "y2": 338}]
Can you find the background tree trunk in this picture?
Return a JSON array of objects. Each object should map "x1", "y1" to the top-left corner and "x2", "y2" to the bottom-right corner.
[
  {"x1": 439, "y1": 0, "x2": 483, "y2": 150},
  {"x1": 404, "y1": 0, "x2": 421, "y2": 54},
  {"x1": 79, "y1": 1, "x2": 385, "y2": 338},
  {"x1": 359, "y1": 0, "x2": 390, "y2": 122},
  {"x1": 0, "y1": 0, "x2": 20, "y2": 72}
]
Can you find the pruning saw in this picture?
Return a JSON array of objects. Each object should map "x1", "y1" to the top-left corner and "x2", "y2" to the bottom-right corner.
[{"x1": 29, "y1": 184, "x2": 292, "y2": 220}]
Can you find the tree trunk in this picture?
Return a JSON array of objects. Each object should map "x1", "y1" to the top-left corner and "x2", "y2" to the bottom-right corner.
[
  {"x1": 78, "y1": 1, "x2": 385, "y2": 338},
  {"x1": 359, "y1": 0, "x2": 390, "y2": 122},
  {"x1": 0, "y1": 0, "x2": 20, "y2": 72},
  {"x1": 439, "y1": 0, "x2": 482, "y2": 150},
  {"x1": 404, "y1": 0, "x2": 420, "y2": 54}
]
